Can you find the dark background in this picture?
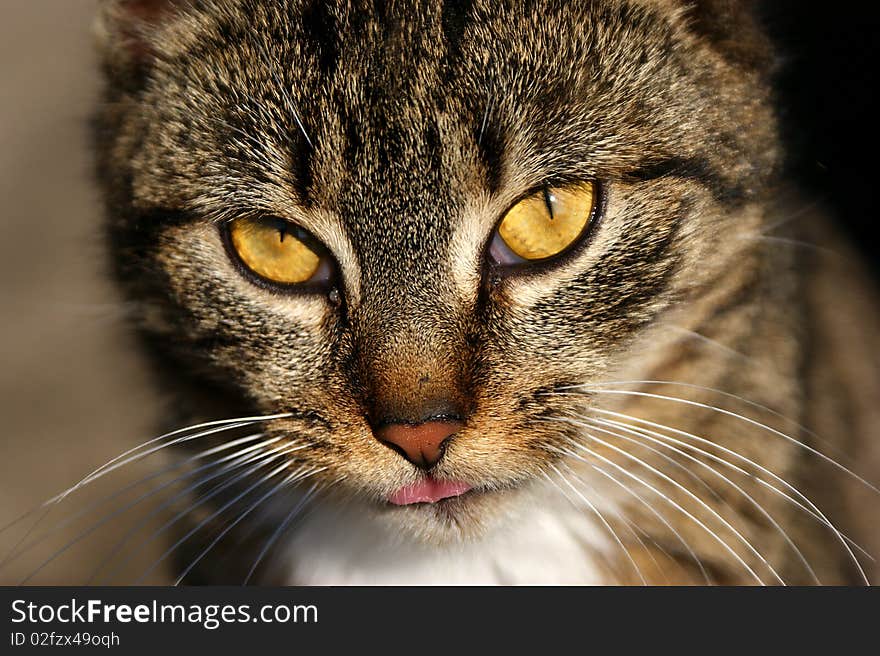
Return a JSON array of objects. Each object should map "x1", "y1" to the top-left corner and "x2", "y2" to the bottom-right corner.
[{"x1": 763, "y1": 2, "x2": 879, "y2": 273}]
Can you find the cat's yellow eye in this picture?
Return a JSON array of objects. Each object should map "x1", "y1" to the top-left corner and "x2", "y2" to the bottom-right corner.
[
  {"x1": 228, "y1": 216, "x2": 326, "y2": 285},
  {"x1": 494, "y1": 182, "x2": 596, "y2": 262}
]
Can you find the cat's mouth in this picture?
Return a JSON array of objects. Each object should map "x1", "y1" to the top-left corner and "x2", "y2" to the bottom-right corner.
[{"x1": 387, "y1": 477, "x2": 473, "y2": 506}]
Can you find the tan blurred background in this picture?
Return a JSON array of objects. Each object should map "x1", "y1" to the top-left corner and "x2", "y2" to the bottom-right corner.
[{"x1": 0, "y1": 1, "x2": 170, "y2": 584}]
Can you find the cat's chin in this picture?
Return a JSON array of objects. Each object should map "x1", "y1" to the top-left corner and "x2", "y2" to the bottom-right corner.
[
  {"x1": 279, "y1": 479, "x2": 609, "y2": 585},
  {"x1": 371, "y1": 483, "x2": 534, "y2": 545},
  {"x1": 289, "y1": 480, "x2": 531, "y2": 546}
]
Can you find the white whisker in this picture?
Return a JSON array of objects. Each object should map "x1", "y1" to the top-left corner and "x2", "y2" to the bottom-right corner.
[
  {"x1": 54, "y1": 413, "x2": 292, "y2": 506},
  {"x1": 584, "y1": 405, "x2": 871, "y2": 581},
  {"x1": 478, "y1": 87, "x2": 494, "y2": 147},
  {"x1": 562, "y1": 420, "x2": 784, "y2": 583},
  {"x1": 19, "y1": 435, "x2": 303, "y2": 585},
  {"x1": 174, "y1": 467, "x2": 325, "y2": 586},
  {"x1": 559, "y1": 461, "x2": 675, "y2": 584},
  {"x1": 545, "y1": 466, "x2": 647, "y2": 585},
  {"x1": 737, "y1": 233, "x2": 837, "y2": 256},
  {"x1": 546, "y1": 431, "x2": 767, "y2": 584},
  {"x1": 0, "y1": 415, "x2": 287, "y2": 573},
  {"x1": 1, "y1": 433, "x2": 273, "y2": 572},
  {"x1": 135, "y1": 452, "x2": 303, "y2": 586},
  {"x1": 563, "y1": 388, "x2": 880, "y2": 495},
  {"x1": 661, "y1": 325, "x2": 750, "y2": 361},
  {"x1": 85, "y1": 436, "x2": 287, "y2": 584},
  {"x1": 586, "y1": 463, "x2": 712, "y2": 584},
  {"x1": 242, "y1": 478, "x2": 331, "y2": 585},
  {"x1": 97, "y1": 439, "x2": 312, "y2": 585},
  {"x1": 579, "y1": 414, "x2": 820, "y2": 584},
  {"x1": 570, "y1": 379, "x2": 849, "y2": 461}
]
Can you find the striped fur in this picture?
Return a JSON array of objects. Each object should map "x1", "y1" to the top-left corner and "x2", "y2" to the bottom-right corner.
[{"x1": 95, "y1": 0, "x2": 880, "y2": 584}]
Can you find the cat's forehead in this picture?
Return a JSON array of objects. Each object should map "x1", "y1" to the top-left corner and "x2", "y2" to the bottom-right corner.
[
  {"x1": 180, "y1": 1, "x2": 682, "y2": 209},
  {"x1": 268, "y1": 1, "x2": 674, "y2": 271},
  {"x1": 136, "y1": 0, "x2": 765, "y2": 275},
  {"x1": 272, "y1": 0, "x2": 678, "y2": 160}
]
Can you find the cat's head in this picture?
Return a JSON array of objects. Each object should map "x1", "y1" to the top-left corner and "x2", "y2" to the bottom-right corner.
[{"x1": 96, "y1": 0, "x2": 778, "y2": 542}]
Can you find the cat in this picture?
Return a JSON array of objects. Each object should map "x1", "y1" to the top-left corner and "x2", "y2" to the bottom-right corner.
[{"x1": 90, "y1": 0, "x2": 880, "y2": 584}]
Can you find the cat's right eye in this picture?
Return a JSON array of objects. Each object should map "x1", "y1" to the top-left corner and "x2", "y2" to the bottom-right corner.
[
  {"x1": 488, "y1": 181, "x2": 597, "y2": 268},
  {"x1": 226, "y1": 216, "x2": 333, "y2": 289}
]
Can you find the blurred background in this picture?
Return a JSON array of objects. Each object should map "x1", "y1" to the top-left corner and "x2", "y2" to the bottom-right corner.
[
  {"x1": 0, "y1": 2, "x2": 877, "y2": 585},
  {"x1": 0, "y1": 1, "x2": 168, "y2": 583}
]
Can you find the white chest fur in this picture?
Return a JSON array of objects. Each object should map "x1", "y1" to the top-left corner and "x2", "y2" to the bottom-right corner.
[{"x1": 277, "y1": 488, "x2": 612, "y2": 585}]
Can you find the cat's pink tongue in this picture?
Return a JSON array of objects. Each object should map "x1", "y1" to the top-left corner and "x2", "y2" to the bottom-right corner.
[{"x1": 388, "y1": 479, "x2": 472, "y2": 505}]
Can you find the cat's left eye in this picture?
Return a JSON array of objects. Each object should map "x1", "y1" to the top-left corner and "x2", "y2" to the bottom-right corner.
[
  {"x1": 226, "y1": 216, "x2": 333, "y2": 289},
  {"x1": 489, "y1": 181, "x2": 597, "y2": 267}
]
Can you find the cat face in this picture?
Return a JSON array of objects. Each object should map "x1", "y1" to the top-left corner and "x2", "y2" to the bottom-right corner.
[{"x1": 98, "y1": 0, "x2": 778, "y2": 542}]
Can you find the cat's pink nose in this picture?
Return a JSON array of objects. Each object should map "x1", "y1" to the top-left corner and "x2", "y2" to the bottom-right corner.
[{"x1": 375, "y1": 420, "x2": 462, "y2": 469}]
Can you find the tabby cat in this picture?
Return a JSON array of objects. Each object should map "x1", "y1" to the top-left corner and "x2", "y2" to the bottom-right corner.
[{"x1": 92, "y1": 0, "x2": 880, "y2": 584}]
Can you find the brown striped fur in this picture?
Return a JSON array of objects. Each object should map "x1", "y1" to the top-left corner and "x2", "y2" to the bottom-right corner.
[{"x1": 95, "y1": 0, "x2": 880, "y2": 584}]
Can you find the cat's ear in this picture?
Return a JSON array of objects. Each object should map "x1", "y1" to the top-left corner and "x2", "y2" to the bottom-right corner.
[
  {"x1": 679, "y1": 0, "x2": 775, "y2": 74},
  {"x1": 95, "y1": 0, "x2": 184, "y2": 82}
]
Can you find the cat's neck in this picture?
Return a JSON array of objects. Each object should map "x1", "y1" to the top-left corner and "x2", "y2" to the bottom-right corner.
[{"x1": 276, "y1": 484, "x2": 613, "y2": 585}]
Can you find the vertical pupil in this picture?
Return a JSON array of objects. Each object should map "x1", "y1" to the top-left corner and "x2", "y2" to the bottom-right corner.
[
  {"x1": 543, "y1": 187, "x2": 555, "y2": 221},
  {"x1": 278, "y1": 225, "x2": 286, "y2": 243}
]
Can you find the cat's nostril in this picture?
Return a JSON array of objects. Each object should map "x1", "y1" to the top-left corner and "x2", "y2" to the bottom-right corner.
[{"x1": 375, "y1": 420, "x2": 463, "y2": 470}]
